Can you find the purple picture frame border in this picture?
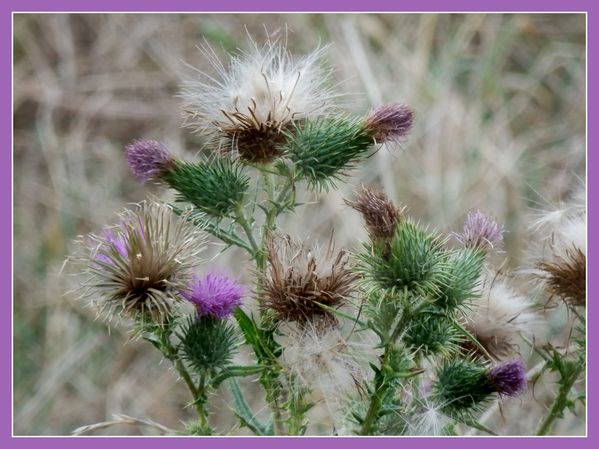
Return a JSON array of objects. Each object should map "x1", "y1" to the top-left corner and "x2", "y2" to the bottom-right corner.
[{"x1": 3, "y1": 0, "x2": 593, "y2": 448}]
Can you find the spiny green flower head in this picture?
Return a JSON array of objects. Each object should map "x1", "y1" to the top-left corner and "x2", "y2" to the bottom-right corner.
[
  {"x1": 359, "y1": 219, "x2": 447, "y2": 297},
  {"x1": 163, "y1": 157, "x2": 249, "y2": 218},
  {"x1": 178, "y1": 315, "x2": 238, "y2": 373},
  {"x1": 403, "y1": 313, "x2": 461, "y2": 357},
  {"x1": 433, "y1": 358, "x2": 527, "y2": 416},
  {"x1": 433, "y1": 248, "x2": 485, "y2": 311},
  {"x1": 285, "y1": 116, "x2": 375, "y2": 190},
  {"x1": 433, "y1": 359, "x2": 494, "y2": 415}
]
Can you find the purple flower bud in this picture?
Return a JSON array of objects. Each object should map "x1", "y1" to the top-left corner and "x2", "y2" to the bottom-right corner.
[
  {"x1": 458, "y1": 210, "x2": 504, "y2": 252},
  {"x1": 125, "y1": 139, "x2": 174, "y2": 182},
  {"x1": 363, "y1": 104, "x2": 414, "y2": 143},
  {"x1": 182, "y1": 274, "x2": 244, "y2": 319},
  {"x1": 487, "y1": 359, "x2": 527, "y2": 397}
]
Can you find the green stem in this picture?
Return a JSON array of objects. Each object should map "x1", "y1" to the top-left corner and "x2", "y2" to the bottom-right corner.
[
  {"x1": 150, "y1": 327, "x2": 213, "y2": 435},
  {"x1": 193, "y1": 373, "x2": 212, "y2": 435},
  {"x1": 171, "y1": 204, "x2": 253, "y2": 252},
  {"x1": 234, "y1": 204, "x2": 263, "y2": 266},
  {"x1": 536, "y1": 363, "x2": 584, "y2": 435},
  {"x1": 230, "y1": 172, "x2": 297, "y2": 435},
  {"x1": 359, "y1": 297, "x2": 426, "y2": 435}
]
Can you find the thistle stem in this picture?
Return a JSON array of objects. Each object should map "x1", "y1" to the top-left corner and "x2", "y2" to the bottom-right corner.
[
  {"x1": 359, "y1": 297, "x2": 425, "y2": 435},
  {"x1": 150, "y1": 327, "x2": 213, "y2": 435},
  {"x1": 536, "y1": 363, "x2": 584, "y2": 435},
  {"x1": 234, "y1": 204, "x2": 263, "y2": 266}
]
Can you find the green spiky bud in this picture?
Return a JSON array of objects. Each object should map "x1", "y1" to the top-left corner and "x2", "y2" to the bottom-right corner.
[
  {"x1": 286, "y1": 117, "x2": 374, "y2": 190},
  {"x1": 403, "y1": 313, "x2": 460, "y2": 356},
  {"x1": 434, "y1": 248, "x2": 484, "y2": 310},
  {"x1": 359, "y1": 220, "x2": 446, "y2": 297},
  {"x1": 178, "y1": 316, "x2": 238, "y2": 373},
  {"x1": 163, "y1": 158, "x2": 249, "y2": 218},
  {"x1": 434, "y1": 359, "x2": 494, "y2": 415}
]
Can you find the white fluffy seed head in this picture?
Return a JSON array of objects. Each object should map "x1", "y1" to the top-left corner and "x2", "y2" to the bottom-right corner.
[
  {"x1": 283, "y1": 324, "x2": 364, "y2": 396},
  {"x1": 463, "y1": 271, "x2": 540, "y2": 360},
  {"x1": 528, "y1": 186, "x2": 586, "y2": 258},
  {"x1": 180, "y1": 37, "x2": 339, "y2": 161},
  {"x1": 407, "y1": 398, "x2": 448, "y2": 436},
  {"x1": 555, "y1": 215, "x2": 586, "y2": 258}
]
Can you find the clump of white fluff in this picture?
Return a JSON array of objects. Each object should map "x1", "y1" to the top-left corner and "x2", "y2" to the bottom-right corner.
[
  {"x1": 464, "y1": 271, "x2": 540, "y2": 359},
  {"x1": 407, "y1": 399, "x2": 449, "y2": 436},
  {"x1": 181, "y1": 37, "x2": 338, "y2": 141},
  {"x1": 529, "y1": 186, "x2": 586, "y2": 259},
  {"x1": 282, "y1": 324, "x2": 368, "y2": 428}
]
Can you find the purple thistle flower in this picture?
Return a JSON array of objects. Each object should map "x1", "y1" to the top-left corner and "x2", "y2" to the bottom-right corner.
[
  {"x1": 458, "y1": 210, "x2": 504, "y2": 252},
  {"x1": 182, "y1": 274, "x2": 244, "y2": 319},
  {"x1": 125, "y1": 139, "x2": 174, "y2": 182},
  {"x1": 363, "y1": 103, "x2": 414, "y2": 143},
  {"x1": 487, "y1": 359, "x2": 527, "y2": 397},
  {"x1": 94, "y1": 228, "x2": 129, "y2": 266}
]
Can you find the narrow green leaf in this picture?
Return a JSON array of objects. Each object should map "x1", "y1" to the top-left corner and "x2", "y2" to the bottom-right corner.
[
  {"x1": 212, "y1": 365, "x2": 264, "y2": 388},
  {"x1": 228, "y1": 378, "x2": 272, "y2": 435}
]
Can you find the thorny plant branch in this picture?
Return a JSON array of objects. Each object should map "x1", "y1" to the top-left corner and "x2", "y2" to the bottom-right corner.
[
  {"x1": 359, "y1": 292, "x2": 428, "y2": 435},
  {"x1": 213, "y1": 165, "x2": 302, "y2": 435}
]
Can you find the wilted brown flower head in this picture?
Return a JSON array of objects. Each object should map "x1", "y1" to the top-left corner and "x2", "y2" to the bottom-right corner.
[
  {"x1": 262, "y1": 235, "x2": 359, "y2": 327},
  {"x1": 539, "y1": 246, "x2": 586, "y2": 307},
  {"x1": 345, "y1": 185, "x2": 404, "y2": 240},
  {"x1": 529, "y1": 203, "x2": 586, "y2": 307},
  {"x1": 71, "y1": 202, "x2": 205, "y2": 323}
]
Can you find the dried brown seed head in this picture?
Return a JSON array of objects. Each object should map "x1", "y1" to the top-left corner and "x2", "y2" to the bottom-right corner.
[
  {"x1": 539, "y1": 246, "x2": 586, "y2": 307},
  {"x1": 262, "y1": 235, "x2": 358, "y2": 327}
]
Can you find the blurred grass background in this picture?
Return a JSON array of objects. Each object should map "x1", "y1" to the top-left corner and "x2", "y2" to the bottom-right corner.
[{"x1": 13, "y1": 13, "x2": 585, "y2": 435}]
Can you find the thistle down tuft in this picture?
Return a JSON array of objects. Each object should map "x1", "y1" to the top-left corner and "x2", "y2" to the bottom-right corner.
[{"x1": 181, "y1": 38, "x2": 338, "y2": 163}]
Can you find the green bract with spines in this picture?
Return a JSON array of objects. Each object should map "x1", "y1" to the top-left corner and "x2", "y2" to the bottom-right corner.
[
  {"x1": 363, "y1": 288, "x2": 402, "y2": 343},
  {"x1": 285, "y1": 116, "x2": 374, "y2": 190},
  {"x1": 403, "y1": 312, "x2": 461, "y2": 357},
  {"x1": 433, "y1": 248, "x2": 485, "y2": 311},
  {"x1": 359, "y1": 220, "x2": 446, "y2": 297},
  {"x1": 178, "y1": 316, "x2": 238, "y2": 373},
  {"x1": 164, "y1": 158, "x2": 249, "y2": 218},
  {"x1": 434, "y1": 358, "x2": 494, "y2": 415}
]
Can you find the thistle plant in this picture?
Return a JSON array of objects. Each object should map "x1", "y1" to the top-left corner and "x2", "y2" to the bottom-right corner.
[
  {"x1": 67, "y1": 35, "x2": 584, "y2": 436},
  {"x1": 525, "y1": 191, "x2": 586, "y2": 436}
]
